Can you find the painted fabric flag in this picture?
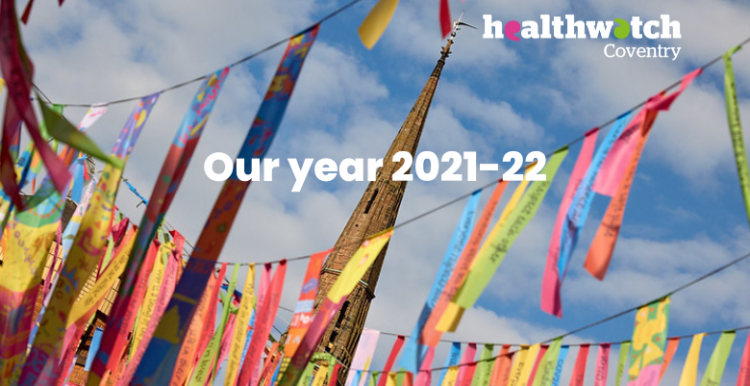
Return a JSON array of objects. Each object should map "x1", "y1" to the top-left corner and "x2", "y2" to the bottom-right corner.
[
  {"x1": 224, "y1": 264, "x2": 255, "y2": 386},
  {"x1": 400, "y1": 191, "x2": 481, "y2": 373},
  {"x1": 551, "y1": 345, "x2": 568, "y2": 386},
  {"x1": 585, "y1": 69, "x2": 701, "y2": 280},
  {"x1": 88, "y1": 68, "x2": 229, "y2": 386},
  {"x1": 132, "y1": 26, "x2": 318, "y2": 386},
  {"x1": 507, "y1": 345, "x2": 529, "y2": 386},
  {"x1": 421, "y1": 181, "x2": 507, "y2": 348},
  {"x1": 236, "y1": 261, "x2": 287, "y2": 386},
  {"x1": 441, "y1": 367, "x2": 458, "y2": 386},
  {"x1": 615, "y1": 342, "x2": 630, "y2": 386},
  {"x1": 541, "y1": 130, "x2": 598, "y2": 317},
  {"x1": 18, "y1": 94, "x2": 158, "y2": 386},
  {"x1": 377, "y1": 336, "x2": 405, "y2": 386},
  {"x1": 531, "y1": 338, "x2": 562, "y2": 386},
  {"x1": 659, "y1": 338, "x2": 679, "y2": 381},
  {"x1": 723, "y1": 47, "x2": 750, "y2": 228},
  {"x1": 347, "y1": 328, "x2": 382, "y2": 386},
  {"x1": 738, "y1": 332, "x2": 750, "y2": 386},
  {"x1": 490, "y1": 345, "x2": 512, "y2": 386},
  {"x1": 446, "y1": 148, "x2": 569, "y2": 329},
  {"x1": 438, "y1": 342, "x2": 462, "y2": 386},
  {"x1": 358, "y1": 0, "x2": 399, "y2": 49},
  {"x1": 593, "y1": 344, "x2": 610, "y2": 386},
  {"x1": 516, "y1": 344, "x2": 541, "y2": 386},
  {"x1": 455, "y1": 343, "x2": 477, "y2": 386},
  {"x1": 526, "y1": 345, "x2": 547, "y2": 386},
  {"x1": 472, "y1": 344, "x2": 495, "y2": 386},
  {"x1": 678, "y1": 334, "x2": 704, "y2": 386},
  {"x1": 569, "y1": 345, "x2": 589, "y2": 386},
  {"x1": 628, "y1": 297, "x2": 670, "y2": 386},
  {"x1": 699, "y1": 331, "x2": 735, "y2": 386},
  {"x1": 277, "y1": 230, "x2": 393, "y2": 386}
]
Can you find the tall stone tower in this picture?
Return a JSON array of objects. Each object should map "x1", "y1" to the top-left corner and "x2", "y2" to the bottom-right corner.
[{"x1": 312, "y1": 28, "x2": 458, "y2": 384}]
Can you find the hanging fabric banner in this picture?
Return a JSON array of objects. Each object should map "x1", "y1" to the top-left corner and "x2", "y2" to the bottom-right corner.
[
  {"x1": 168, "y1": 272, "x2": 218, "y2": 386},
  {"x1": 628, "y1": 296, "x2": 671, "y2": 386},
  {"x1": 526, "y1": 345, "x2": 547, "y2": 386},
  {"x1": 508, "y1": 345, "x2": 530, "y2": 386},
  {"x1": 130, "y1": 240, "x2": 172, "y2": 356},
  {"x1": 118, "y1": 240, "x2": 183, "y2": 386},
  {"x1": 699, "y1": 331, "x2": 735, "y2": 386},
  {"x1": 531, "y1": 338, "x2": 563, "y2": 386},
  {"x1": 446, "y1": 147, "x2": 569, "y2": 330},
  {"x1": 280, "y1": 249, "x2": 330, "y2": 378},
  {"x1": 358, "y1": 0, "x2": 399, "y2": 49},
  {"x1": 555, "y1": 112, "x2": 632, "y2": 314},
  {"x1": 455, "y1": 342, "x2": 477, "y2": 386},
  {"x1": 585, "y1": 69, "x2": 701, "y2": 280},
  {"x1": 516, "y1": 343, "x2": 541, "y2": 386},
  {"x1": 277, "y1": 230, "x2": 393, "y2": 386},
  {"x1": 412, "y1": 347, "x2": 434, "y2": 386},
  {"x1": 89, "y1": 68, "x2": 229, "y2": 386},
  {"x1": 678, "y1": 334, "x2": 704, "y2": 386},
  {"x1": 224, "y1": 264, "x2": 255, "y2": 386},
  {"x1": 421, "y1": 182, "x2": 507, "y2": 347},
  {"x1": 569, "y1": 345, "x2": 590, "y2": 386},
  {"x1": 377, "y1": 336, "x2": 405, "y2": 386},
  {"x1": 737, "y1": 332, "x2": 750, "y2": 386},
  {"x1": 133, "y1": 27, "x2": 318, "y2": 386},
  {"x1": 441, "y1": 367, "x2": 459, "y2": 386},
  {"x1": 659, "y1": 338, "x2": 679, "y2": 382},
  {"x1": 490, "y1": 345, "x2": 513, "y2": 386},
  {"x1": 473, "y1": 344, "x2": 495, "y2": 386},
  {"x1": 593, "y1": 344, "x2": 610, "y2": 386},
  {"x1": 439, "y1": 0, "x2": 452, "y2": 38},
  {"x1": 346, "y1": 328, "x2": 382, "y2": 386},
  {"x1": 401, "y1": 191, "x2": 481, "y2": 373},
  {"x1": 722, "y1": 47, "x2": 750, "y2": 228},
  {"x1": 615, "y1": 342, "x2": 630, "y2": 386},
  {"x1": 18, "y1": 94, "x2": 159, "y2": 386},
  {"x1": 541, "y1": 130, "x2": 598, "y2": 317},
  {"x1": 236, "y1": 261, "x2": 287, "y2": 386},
  {"x1": 590, "y1": 109, "x2": 647, "y2": 197},
  {"x1": 551, "y1": 345, "x2": 569, "y2": 386},
  {"x1": 438, "y1": 342, "x2": 462, "y2": 386}
]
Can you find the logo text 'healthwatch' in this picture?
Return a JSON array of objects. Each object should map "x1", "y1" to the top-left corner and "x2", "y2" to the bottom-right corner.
[{"x1": 483, "y1": 15, "x2": 682, "y2": 60}]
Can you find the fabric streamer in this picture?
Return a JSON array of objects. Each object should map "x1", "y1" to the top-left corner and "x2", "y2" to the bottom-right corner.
[
  {"x1": 507, "y1": 345, "x2": 529, "y2": 386},
  {"x1": 678, "y1": 334, "x2": 704, "y2": 386},
  {"x1": 439, "y1": 0, "x2": 452, "y2": 37},
  {"x1": 441, "y1": 367, "x2": 459, "y2": 386},
  {"x1": 593, "y1": 344, "x2": 610, "y2": 386},
  {"x1": 88, "y1": 68, "x2": 230, "y2": 386},
  {"x1": 455, "y1": 343, "x2": 477, "y2": 386},
  {"x1": 346, "y1": 328, "x2": 382, "y2": 386},
  {"x1": 377, "y1": 336, "x2": 405, "y2": 386},
  {"x1": 531, "y1": 338, "x2": 562, "y2": 386},
  {"x1": 585, "y1": 69, "x2": 701, "y2": 280},
  {"x1": 569, "y1": 345, "x2": 590, "y2": 386},
  {"x1": 526, "y1": 345, "x2": 547, "y2": 386},
  {"x1": 85, "y1": 328, "x2": 105, "y2": 372},
  {"x1": 517, "y1": 343, "x2": 541, "y2": 386},
  {"x1": 447, "y1": 148, "x2": 569, "y2": 329},
  {"x1": 421, "y1": 181, "x2": 507, "y2": 347},
  {"x1": 358, "y1": 0, "x2": 399, "y2": 49},
  {"x1": 490, "y1": 345, "x2": 513, "y2": 386},
  {"x1": 438, "y1": 342, "x2": 462, "y2": 386},
  {"x1": 737, "y1": 332, "x2": 750, "y2": 386},
  {"x1": 472, "y1": 344, "x2": 494, "y2": 386},
  {"x1": 400, "y1": 191, "x2": 481, "y2": 373},
  {"x1": 551, "y1": 345, "x2": 568, "y2": 386},
  {"x1": 132, "y1": 27, "x2": 318, "y2": 386},
  {"x1": 699, "y1": 331, "x2": 735, "y2": 386},
  {"x1": 722, "y1": 47, "x2": 750, "y2": 228},
  {"x1": 223, "y1": 264, "x2": 255, "y2": 386},
  {"x1": 628, "y1": 297, "x2": 671, "y2": 386},
  {"x1": 277, "y1": 230, "x2": 393, "y2": 386},
  {"x1": 659, "y1": 338, "x2": 679, "y2": 382},
  {"x1": 541, "y1": 130, "x2": 598, "y2": 317},
  {"x1": 615, "y1": 342, "x2": 630, "y2": 386}
]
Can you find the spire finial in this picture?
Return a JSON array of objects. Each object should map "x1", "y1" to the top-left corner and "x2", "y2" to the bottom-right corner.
[{"x1": 440, "y1": 12, "x2": 477, "y2": 59}]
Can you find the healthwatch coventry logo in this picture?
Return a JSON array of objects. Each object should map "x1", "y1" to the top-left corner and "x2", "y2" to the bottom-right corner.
[{"x1": 483, "y1": 14, "x2": 682, "y2": 60}]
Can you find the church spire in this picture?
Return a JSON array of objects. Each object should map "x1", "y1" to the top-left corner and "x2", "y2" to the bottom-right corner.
[{"x1": 312, "y1": 20, "x2": 468, "y2": 384}]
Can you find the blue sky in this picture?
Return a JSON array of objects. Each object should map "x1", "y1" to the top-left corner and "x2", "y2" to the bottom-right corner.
[{"x1": 10, "y1": 0, "x2": 750, "y2": 384}]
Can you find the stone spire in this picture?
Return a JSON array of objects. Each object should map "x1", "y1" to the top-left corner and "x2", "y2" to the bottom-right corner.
[{"x1": 313, "y1": 28, "x2": 460, "y2": 384}]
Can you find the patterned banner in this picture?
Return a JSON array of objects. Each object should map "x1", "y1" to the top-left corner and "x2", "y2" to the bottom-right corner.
[
  {"x1": 699, "y1": 331, "x2": 735, "y2": 386},
  {"x1": 400, "y1": 191, "x2": 480, "y2": 373},
  {"x1": 347, "y1": 328, "x2": 382, "y2": 386},
  {"x1": 132, "y1": 27, "x2": 318, "y2": 386},
  {"x1": 473, "y1": 344, "x2": 495, "y2": 386},
  {"x1": 541, "y1": 130, "x2": 597, "y2": 317},
  {"x1": 358, "y1": 0, "x2": 399, "y2": 49},
  {"x1": 277, "y1": 230, "x2": 392, "y2": 386},
  {"x1": 90, "y1": 67, "x2": 229, "y2": 386},
  {"x1": 224, "y1": 264, "x2": 255, "y2": 386},
  {"x1": 421, "y1": 182, "x2": 507, "y2": 347},
  {"x1": 377, "y1": 336, "x2": 405, "y2": 386},
  {"x1": 455, "y1": 342, "x2": 476, "y2": 386},
  {"x1": 678, "y1": 334, "x2": 704, "y2": 386},
  {"x1": 593, "y1": 344, "x2": 610, "y2": 386},
  {"x1": 569, "y1": 345, "x2": 589, "y2": 386},
  {"x1": 531, "y1": 338, "x2": 562, "y2": 386},
  {"x1": 628, "y1": 297, "x2": 670, "y2": 386},
  {"x1": 447, "y1": 148, "x2": 569, "y2": 329},
  {"x1": 490, "y1": 345, "x2": 512, "y2": 386}
]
